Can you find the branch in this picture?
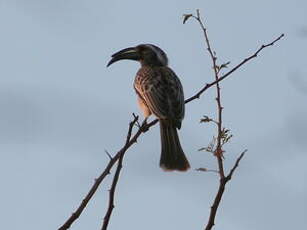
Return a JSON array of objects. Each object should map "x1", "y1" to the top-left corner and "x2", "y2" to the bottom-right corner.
[
  {"x1": 187, "y1": 10, "x2": 250, "y2": 230},
  {"x1": 193, "y1": 9, "x2": 226, "y2": 179},
  {"x1": 101, "y1": 115, "x2": 139, "y2": 230},
  {"x1": 58, "y1": 117, "x2": 152, "y2": 230},
  {"x1": 185, "y1": 26, "x2": 284, "y2": 103},
  {"x1": 205, "y1": 150, "x2": 246, "y2": 230},
  {"x1": 58, "y1": 155, "x2": 119, "y2": 230},
  {"x1": 225, "y1": 150, "x2": 247, "y2": 182},
  {"x1": 189, "y1": 10, "x2": 227, "y2": 230}
]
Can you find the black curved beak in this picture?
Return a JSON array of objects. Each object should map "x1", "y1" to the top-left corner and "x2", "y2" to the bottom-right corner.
[{"x1": 107, "y1": 47, "x2": 140, "y2": 67}]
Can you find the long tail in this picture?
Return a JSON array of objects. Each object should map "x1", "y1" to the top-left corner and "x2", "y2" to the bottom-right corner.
[{"x1": 159, "y1": 120, "x2": 190, "y2": 171}]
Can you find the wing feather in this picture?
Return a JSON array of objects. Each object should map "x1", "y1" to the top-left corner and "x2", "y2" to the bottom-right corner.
[{"x1": 134, "y1": 67, "x2": 184, "y2": 126}]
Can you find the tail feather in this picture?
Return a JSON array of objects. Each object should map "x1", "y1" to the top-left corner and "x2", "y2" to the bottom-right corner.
[{"x1": 159, "y1": 121, "x2": 190, "y2": 171}]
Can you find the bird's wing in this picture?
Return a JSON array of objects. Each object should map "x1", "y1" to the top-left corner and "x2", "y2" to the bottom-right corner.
[{"x1": 134, "y1": 67, "x2": 185, "y2": 125}]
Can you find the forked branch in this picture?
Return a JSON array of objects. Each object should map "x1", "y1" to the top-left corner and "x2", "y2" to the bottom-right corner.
[
  {"x1": 101, "y1": 115, "x2": 139, "y2": 230},
  {"x1": 185, "y1": 10, "x2": 282, "y2": 230},
  {"x1": 185, "y1": 10, "x2": 284, "y2": 103}
]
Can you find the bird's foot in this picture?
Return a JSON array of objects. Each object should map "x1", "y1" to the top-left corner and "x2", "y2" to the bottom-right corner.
[{"x1": 141, "y1": 118, "x2": 149, "y2": 132}]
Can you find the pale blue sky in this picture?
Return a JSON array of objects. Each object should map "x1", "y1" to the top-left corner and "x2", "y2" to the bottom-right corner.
[{"x1": 0, "y1": 1, "x2": 306, "y2": 230}]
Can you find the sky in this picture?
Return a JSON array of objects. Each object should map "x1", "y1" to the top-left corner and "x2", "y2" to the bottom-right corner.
[{"x1": 0, "y1": 0, "x2": 306, "y2": 230}]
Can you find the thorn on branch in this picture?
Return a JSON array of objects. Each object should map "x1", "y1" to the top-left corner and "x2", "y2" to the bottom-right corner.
[
  {"x1": 220, "y1": 61, "x2": 230, "y2": 69},
  {"x1": 105, "y1": 150, "x2": 113, "y2": 161}
]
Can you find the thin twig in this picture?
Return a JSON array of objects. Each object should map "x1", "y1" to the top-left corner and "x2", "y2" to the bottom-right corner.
[
  {"x1": 58, "y1": 155, "x2": 118, "y2": 230},
  {"x1": 188, "y1": 10, "x2": 256, "y2": 230},
  {"x1": 58, "y1": 23, "x2": 283, "y2": 230},
  {"x1": 101, "y1": 115, "x2": 138, "y2": 230},
  {"x1": 225, "y1": 150, "x2": 247, "y2": 182},
  {"x1": 194, "y1": 9, "x2": 226, "y2": 180},
  {"x1": 185, "y1": 32, "x2": 285, "y2": 103},
  {"x1": 191, "y1": 10, "x2": 228, "y2": 230},
  {"x1": 205, "y1": 150, "x2": 246, "y2": 230},
  {"x1": 58, "y1": 117, "x2": 148, "y2": 230}
]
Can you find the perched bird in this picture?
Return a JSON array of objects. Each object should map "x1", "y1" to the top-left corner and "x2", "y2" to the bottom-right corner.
[{"x1": 107, "y1": 44, "x2": 190, "y2": 171}]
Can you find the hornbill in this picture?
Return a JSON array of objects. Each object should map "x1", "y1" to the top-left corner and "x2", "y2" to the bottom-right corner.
[{"x1": 107, "y1": 44, "x2": 190, "y2": 171}]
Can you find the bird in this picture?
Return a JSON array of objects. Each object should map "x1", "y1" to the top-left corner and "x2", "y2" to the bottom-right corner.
[{"x1": 107, "y1": 44, "x2": 190, "y2": 171}]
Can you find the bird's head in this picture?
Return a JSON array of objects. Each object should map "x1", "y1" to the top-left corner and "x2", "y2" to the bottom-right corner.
[{"x1": 107, "y1": 44, "x2": 168, "y2": 67}]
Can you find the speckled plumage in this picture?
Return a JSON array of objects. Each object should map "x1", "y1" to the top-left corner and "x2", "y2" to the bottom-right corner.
[{"x1": 134, "y1": 66, "x2": 184, "y2": 128}]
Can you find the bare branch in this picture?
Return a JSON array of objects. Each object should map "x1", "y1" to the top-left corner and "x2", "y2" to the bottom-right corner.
[
  {"x1": 205, "y1": 178, "x2": 226, "y2": 230},
  {"x1": 185, "y1": 33, "x2": 284, "y2": 104},
  {"x1": 204, "y1": 150, "x2": 246, "y2": 230},
  {"x1": 58, "y1": 155, "x2": 118, "y2": 230},
  {"x1": 187, "y1": 10, "x2": 250, "y2": 230},
  {"x1": 225, "y1": 150, "x2": 247, "y2": 182},
  {"x1": 101, "y1": 115, "x2": 139, "y2": 230},
  {"x1": 58, "y1": 116, "x2": 149, "y2": 230},
  {"x1": 191, "y1": 9, "x2": 226, "y2": 175}
]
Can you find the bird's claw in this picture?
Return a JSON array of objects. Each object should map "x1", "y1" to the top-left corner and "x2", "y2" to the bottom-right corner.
[{"x1": 141, "y1": 118, "x2": 149, "y2": 132}]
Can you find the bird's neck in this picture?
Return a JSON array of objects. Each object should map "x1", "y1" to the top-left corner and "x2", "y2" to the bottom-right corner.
[{"x1": 140, "y1": 60, "x2": 166, "y2": 67}]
